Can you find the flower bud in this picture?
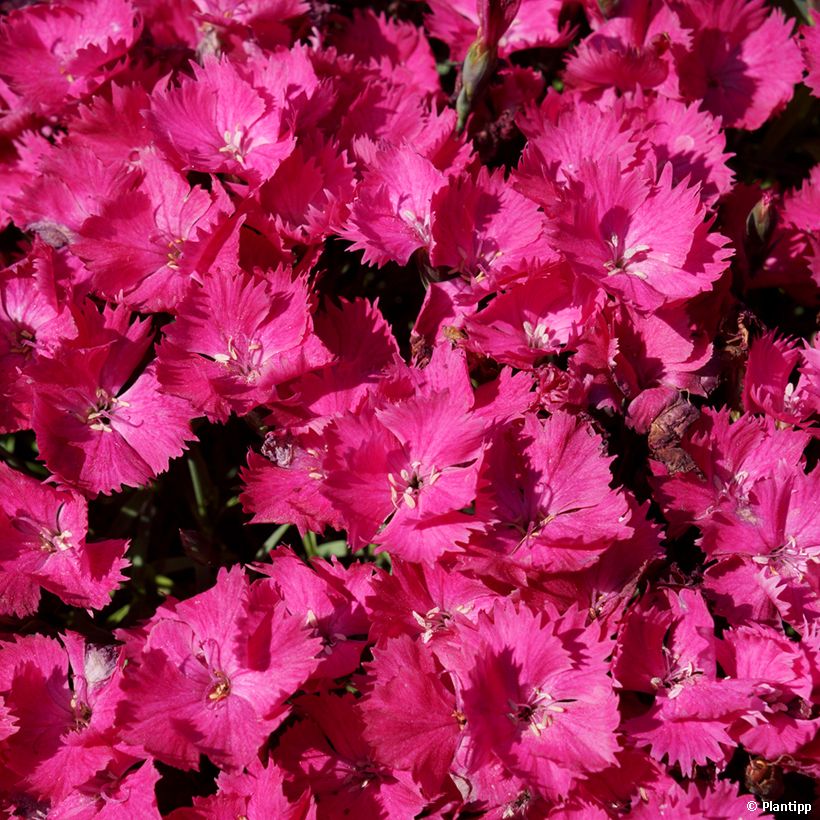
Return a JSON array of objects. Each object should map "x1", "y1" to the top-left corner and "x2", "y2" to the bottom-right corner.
[{"x1": 745, "y1": 189, "x2": 777, "y2": 243}]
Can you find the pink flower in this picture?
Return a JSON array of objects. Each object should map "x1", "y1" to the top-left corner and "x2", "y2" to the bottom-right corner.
[
  {"x1": 30, "y1": 303, "x2": 195, "y2": 496},
  {"x1": 156, "y1": 267, "x2": 329, "y2": 422},
  {"x1": 341, "y1": 145, "x2": 446, "y2": 267},
  {"x1": 276, "y1": 693, "x2": 426, "y2": 820},
  {"x1": 45, "y1": 757, "x2": 162, "y2": 819},
  {"x1": 169, "y1": 757, "x2": 314, "y2": 820},
  {"x1": 253, "y1": 548, "x2": 374, "y2": 680},
  {"x1": 636, "y1": 95, "x2": 735, "y2": 208},
  {"x1": 718, "y1": 623, "x2": 818, "y2": 759},
  {"x1": 472, "y1": 412, "x2": 633, "y2": 572},
  {"x1": 514, "y1": 96, "x2": 641, "y2": 211},
  {"x1": 0, "y1": 244, "x2": 77, "y2": 432},
  {"x1": 0, "y1": 0, "x2": 141, "y2": 118},
  {"x1": 322, "y1": 397, "x2": 484, "y2": 559},
  {"x1": 330, "y1": 9, "x2": 440, "y2": 97},
  {"x1": 650, "y1": 407, "x2": 810, "y2": 539},
  {"x1": 743, "y1": 331, "x2": 820, "y2": 427},
  {"x1": 190, "y1": 0, "x2": 308, "y2": 45},
  {"x1": 462, "y1": 265, "x2": 601, "y2": 369},
  {"x1": 752, "y1": 165, "x2": 820, "y2": 301},
  {"x1": 149, "y1": 56, "x2": 294, "y2": 184},
  {"x1": 120, "y1": 566, "x2": 321, "y2": 771},
  {"x1": 550, "y1": 159, "x2": 732, "y2": 310},
  {"x1": 430, "y1": 166, "x2": 552, "y2": 288},
  {"x1": 264, "y1": 297, "x2": 400, "y2": 430},
  {"x1": 72, "y1": 152, "x2": 236, "y2": 312},
  {"x1": 11, "y1": 143, "x2": 140, "y2": 249},
  {"x1": 360, "y1": 634, "x2": 463, "y2": 796},
  {"x1": 803, "y1": 16, "x2": 820, "y2": 99},
  {"x1": 534, "y1": 499, "x2": 663, "y2": 631},
  {"x1": 563, "y1": 0, "x2": 690, "y2": 97},
  {"x1": 321, "y1": 347, "x2": 501, "y2": 560},
  {"x1": 0, "y1": 632, "x2": 131, "y2": 802},
  {"x1": 0, "y1": 462, "x2": 129, "y2": 616},
  {"x1": 459, "y1": 600, "x2": 620, "y2": 799},
  {"x1": 673, "y1": 0, "x2": 803, "y2": 130},
  {"x1": 241, "y1": 427, "x2": 340, "y2": 536},
  {"x1": 366, "y1": 557, "x2": 496, "y2": 651},
  {"x1": 706, "y1": 462, "x2": 820, "y2": 623},
  {"x1": 66, "y1": 82, "x2": 154, "y2": 168},
  {"x1": 616, "y1": 589, "x2": 759, "y2": 776},
  {"x1": 251, "y1": 134, "x2": 355, "y2": 261},
  {"x1": 631, "y1": 777, "x2": 767, "y2": 819}
]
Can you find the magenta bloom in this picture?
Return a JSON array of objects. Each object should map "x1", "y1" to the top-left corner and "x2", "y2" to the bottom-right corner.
[
  {"x1": 276, "y1": 693, "x2": 426, "y2": 820},
  {"x1": 241, "y1": 427, "x2": 340, "y2": 536},
  {"x1": 0, "y1": 0, "x2": 141, "y2": 119},
  {"x1": 120, "y1": 567, "x2": 320, "y2": 771},
  {"x1": 157, "y1": 268, "x2": 330, "y2": 422},
  {"x1": 426, "y1": 0, "x2": 571, "y2": 62},
  {"x1": 551, "y1": 159, "x2": 732, "y2": 310},
  {"x1": 30, "y1": 304, "x2": 195, "y2": 496},
  {"x1": 0, "y1": 632, "x2": 132, "y2": 802},
  {"x1": 72, "y1": 152, "x2": 235, "y2": 312},
  {"x1": 803, "y1": 16, "x2": 820, "y2": 99},
  {"x1": 323, "y1": 396, "x2": 484, "y2": 559},
  {"x1": 616, "y1": 589, "x2": 757, "y2": 776},
  {"x1": 0, "y1": 462, "x2": 128, "y2": 616},
  {"x1": 149, "y1": 56, "x2": 294, "y2": 184},
  {"x1": 322, "y1": 345, "x2": 498, "y2": 560},
  {"x1": 169, "y1": 757, "x2": 313, "y2": 820},
  {"x1": 331, "y1": 9, "x2": 440, "y2": 96},
  {"x1": 718, "y1": 623, "x2": 818, "y2": 760},
  {"x1": 459, "y1": 600, "x2": 620, "y2": 799},
  {"x1": 430, "y1": 166, "x2": 552, "y2": 287},
  {"x1": 0, "y1": 245, "x2": 77, "y2": 432},
  {"x1": 462, "y1": 265, "x2": 599, "y2": 369},
  {"x1": 563, "y1": 1, "x2": 689, "y2": 97},
  {"x1": 341, "y1": 146, "x2": 446, "y2": 267},
  {"x1": 674, "y1": 0, "x2": 803, "y2": 130},
  {"x1": 253, "y1": 548, "x2": 374, "y2": 680},
  {"x1": 743, "y1": 331, "x2": 819, "y2": 428},
  {"x1": 366, "y1": 557, "x2": 496, "y2": 650},
  {"x1": 473, "y1": 411, "x2": 632, "y2": 571},
  {"x1": 361, "y1": 634, "x2": 463, "y2": 796}
]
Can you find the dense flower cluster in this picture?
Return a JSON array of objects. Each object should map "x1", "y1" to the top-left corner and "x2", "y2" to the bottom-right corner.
[{"x1": 0, "y1": 0, "x2": 819, "y2": 816}]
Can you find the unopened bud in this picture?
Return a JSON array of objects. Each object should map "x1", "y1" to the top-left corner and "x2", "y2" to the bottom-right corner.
[
  {"x1": 456, "y1": 37, "x2": 494, "y2": 132},
  {"x1": 479, "y1": 0, "x2": 522, "y2": 47},
  {"x1": 746, "y1": 190, "x2": 777, "y2": 244}
]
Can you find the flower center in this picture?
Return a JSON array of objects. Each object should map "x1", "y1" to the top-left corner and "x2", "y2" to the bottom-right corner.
[
  {"x1": 651, "y1": 648, "x2": 703, "y2": 698},
  {"x1": 603, "y1": 233, "x2": 650, "y2": 279},
  {"x1": 166, "y1": 237, "x2": 185, "y2": 270},
  {"x1": 9, "y1": 325, "x2": 36, "y2": 356},
  {"x1": 219, "y1": 125, "x2": 249, "y2": 166},
  {"x1": 502, "y1": 790, "x2": 533, "y2": 818},
  {"x1": 506, "y1": 688, "x2": 567, "y2": 737},
  {"x1": 522, "y1": 320, "x2": 551, "y2": 350},
  {"x1": 387, "y1": 461, "x2": 441, "y2": 510},
  {"x1": 39, "y1": 528, "x2": 73, "y2": 553},
  {"x1": 211, "y1": 335, "x2": 264, "y2": 382},
  {"x1": 70, "y1": 695, "x2": 92, "y2": 731},
  {"x1": 753, "y1": 536, "x2": 819, "y2": 581},
  {"x1": 398, "y1": 206, "x2": 431, "y2": 245},
  {"x1": 411, "y1": 606, "x2": 453, "y2": 643},
  {"x1": 261, "y1": 431, "x2": 295, "y2": 467},
  {"x1": 207, "y1": 671, "x2": 231, "y2": 702},
  {"x1": 84, "y1": 388, "x2": 129, "y2": 432},
  {"x1": 345, "y1": 759, "x2": 382, "y2": 790}
]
